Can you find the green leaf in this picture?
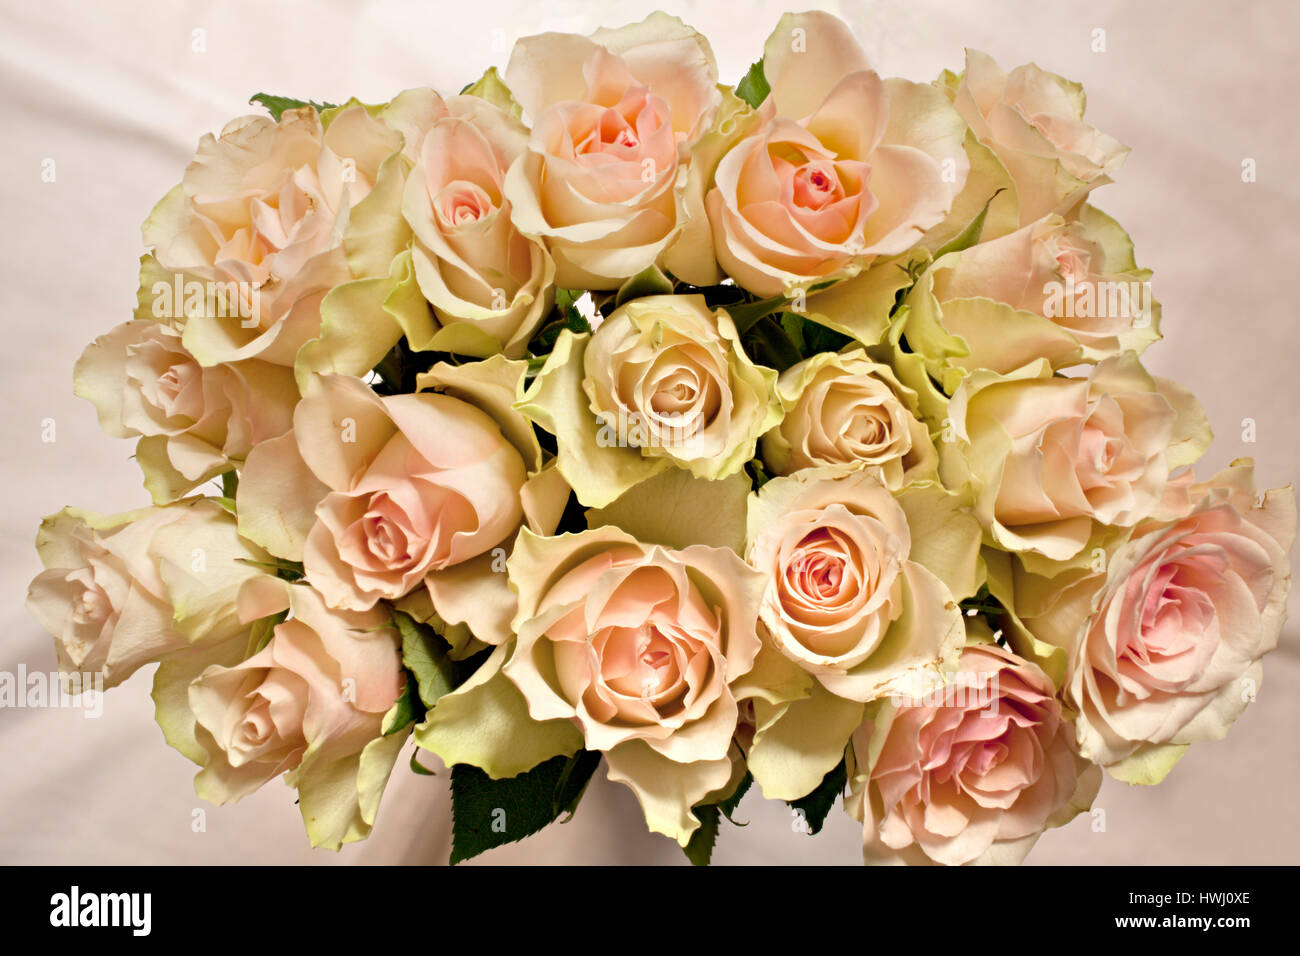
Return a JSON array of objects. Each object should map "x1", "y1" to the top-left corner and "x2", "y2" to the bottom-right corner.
[
  {"x1": 743, "y1": 315, "x2": 802, "y2": 371},
  {"x1": 613, "y1": 265, "x2": 674, "y2": 308},
  {"x1": 382, "y1": 676, "x2": 423, "y2": 736},
  {"x1": 220, "y1": 470, "x2": 239, "y2": 499},
  {"x1": 933, "y1": 188, "x2": 1004, "y2": 259},
  {"x1": 787, "y1": 758, "x2": 847, "y2": 835},
  {"x1": 735, "y1": 59, "x2": 770, "y2": 109},
  {"x1": 234, "y1": 557, "x2": 304, "y2": 582},
  {"x1": 409, "y1": 749, "x2": 438, "y2": 776},
  {"x1": 449, "y1": 750, "x2": 602, "y2": 864},
  {"x1": 392, "y1": 610, "x2": 457, "y2": 710},
  {"x1": 247, "y1": 609, "x2": 287, "y2": 656},
  {"x1": 249, "y1": 93, "x2": 339, "y2": 122},
  {"x1": 682, "y1": 771, "x2": 753, "y2": 866},
  {"x1": 529, "y1": 290, "x2": 592, "y2": 355},
  {"x1": 726, "y1": 293, "x2": 789, "y2": 335},
  {"x1": 682, "y1": 804, "x2": 722, "y2": 866}
]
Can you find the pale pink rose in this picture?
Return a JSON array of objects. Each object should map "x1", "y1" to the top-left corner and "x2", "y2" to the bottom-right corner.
[
  {"x1": 26, "y1": 498, "x2": 270, "y2": 688},
  {"x1": 941, "y1": 354, "x2": 1195, "y2": 563},
  {"x1": 847, "y1": 641, "x2": 1099, "y2": 865},
  {"x1": 182, "y1": 583, "x2": 405, "y2": 848},
  {"x1": 142, "y1": 106, "x2": 402, "y2": 366},
  {"x1": 706, "y1": 12, "x2": 968, "y2": 296},
  {"x1": 948, "y1": 49, "x2": 1129, "y2": 224},
  {"x1": 387, "y1": 88, "x2": 554, "y2": 357},
  {"x1": 273, "y1": 375, "x2": 527, "y2": 612},
  {"x1": 746, "y1": 471, "x2": 963, "y2": 702},
  {"x1": 760, "y1": 349, "x2": 938, "y2": 487},
  {"x1": 503, "y1": 526, "x2": 764, "y2": 843},
  {"x1": 1018, "y1": 460, "x2": 1295, "y2": 773},
  {"x1": 924, "y1": 207, "x2": 1159, "y2": 367},
  {"x1": 74, "y1": 320, "x2": 297, "y2": 502},
  {"x1": 503, "y1": 12, "x2": 721, "y2": 287}
]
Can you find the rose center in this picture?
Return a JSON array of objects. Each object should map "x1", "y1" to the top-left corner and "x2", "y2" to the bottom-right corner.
[{"x1": 792, "y1": 160, "x2": 844, "y2": 211}]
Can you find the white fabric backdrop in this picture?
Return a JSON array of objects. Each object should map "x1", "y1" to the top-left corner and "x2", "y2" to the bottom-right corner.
[{"x1": 1, "y1": 0, "x2": 1297, "y2": 865}]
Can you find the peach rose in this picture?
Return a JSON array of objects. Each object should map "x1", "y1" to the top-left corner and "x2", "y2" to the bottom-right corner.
[
  {"x1": 503, "y1": 13, "x2": 721, "y2": 288},
  {"x1": 946, "y1": 49, "x2": 1129, "y2": 224},
  {"x1": 26, "y1": 498, "x2": 271, "y2": 688},
  {"x1": 141, "y1": 105, "x2": 403, "y2": 367},
  {"x1": 705, "y1": 12, "x2": 968, "y2": 296},
  {"x1": 760, "y1": 349, "x2": 938, "y2": 487},
  {"x1": 502, "y1": 526, "x2": 764, "y2": 844},
  {"x1": 910, "y1": 206, "x2": 1159, "y2": 372},
  {"x1": 74, "y1": 320, "x2": 297, "y2": 502},
  {"x1": 847, "y1": 641, "x2": 1099, "y2": 865},
  {"x1": 385, "y1": 87, "x2": 554, "y2": 358},
  {"x1": 251, "y1": 374, "x2": 525, "y2": 612},
  {"x1": 746, "y1": 470, "x2": 964, "y2": 702},
  {"x1": 1016, "y1": 460, "x2": 1295, "y2": 778},
  {"x1": 941, "y1": 354, "x2": 1207, "y2": 565},
  {"x1": 172, "y1": 583, "x2": 406, "y2": 849}
]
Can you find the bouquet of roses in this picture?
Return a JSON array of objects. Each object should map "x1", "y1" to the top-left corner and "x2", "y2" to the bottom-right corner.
[{"x1": 27, "y1": 11, "x2": 1294, "y2": 866}]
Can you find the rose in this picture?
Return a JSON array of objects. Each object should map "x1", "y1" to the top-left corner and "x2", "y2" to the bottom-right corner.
[
  {"x1": 168, "y1": 582, "x2": 406, "y2": 849},
  {"x1": 26, "y1": 498, "x2": 271, "y2": 688},
  {"x1": 502, "y1": 12, "x2": 721, "y2": 288},
  {"x1": 385, "y1": 87, "x2": 554, "y2": 358},
  {"x1": 502, "y1": 525, "x2": 764, "y2": 844},
  {"x1": 583, "y1": 295, "x2": 781, "y2": 474},
  {"x1": 906, "y1": 206, "x2": 1159, "y2": 373},
  {"x1": 745, "y1": 470, "x2": 965, "y2": 704},
  {"x1": 760, "y1": 349, "x2": 938, "y2": 487},
  {"x1": 704, "y1": 12, "x2": 968, "y2": 296},
  {"x1": 518, "y1": 294, "x2": 781, "y2": 508},
  {"x1": 945, "y1": 49, "x2": 1129, "y2": 224},
  {"x1": 738, "y1": 470, "x2": 972, "y2": 802},
  {"x1": 74, "y1": 320, "x2": 297, "y2": 502},
  {"x1": 244, "y1": 373, "x2": 526, "y2": 614},
  {"x1": 238, "y1": 361, "x2": 567, "y2": 643},
  {"x1": 141, "y1": 105, "x2": 403, "y2": 367},
  {"x1": 743, "y1": 473, "x2": 967, "y2": 702},
  {"x1": 846, "y1": 640, "x2": 1100, "y2": 865},
  {"x1": 940, "y1": 353, "x2": 1208, "y2": 565},
  {"x1": 1015, "y1": 460, "x2": 1295, "y2": 779}
]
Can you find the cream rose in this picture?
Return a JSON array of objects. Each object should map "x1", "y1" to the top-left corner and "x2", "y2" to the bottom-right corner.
[
  {"x1": 503, "y1": 12, "x2": 721, "y2": 288},
  {"x1": 908, "y1": 206, "x2": 1160, "y2": 372},
  {"x1": 502, "y1": 526, "x2": 764, "y2": 844},
  {"x1": 846, "y1": 640, "x2": 1100, "y2": 865},
  {"x1": 1016, "y1": 460, "x2": 1295, "y2": 779},
  {"x1": 941, "y1": 354, "x2": 1207, "y2": 565},
  {"x1": 74, "y1": 320, "x2": 297, "y2": 502},
  {"x1": 26, "y1": 498, "x2": 271, "y2": 688},
  {"x1": 141, "y1": 105, "x2": 403, "y2": 367},
  {"x1": 705, "y1": 12, "x2": 968, "y2": 296},
  {"x1": 384, "y1": 87, "x2": 554, "y2": 358},
  {"x1": 746, "y1": 470, "x2": 964, "y2": 703},
  {"x1": 760, "y1": 349, "x2": 938, "y2": 487},
  {"x1": 946, "y1": 49, "x2": 1129, "y2": 224},
  {"x1": 518, "y1": 294, "x2": 781, "y2": 508},
  {"x1": 168, "y1": 582, "x2": 406, "y2": 849}
]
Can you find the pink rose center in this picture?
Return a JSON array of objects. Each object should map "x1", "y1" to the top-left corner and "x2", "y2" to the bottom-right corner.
[
  {"x1": 434, "y1": 180, "x2": 496, "y2": 229},
  {"x1": 785, "y1": 527, "x2": 862, "y2": 609},
  {"x1": 1114, "y1": 547, "x2": 1227, "y2": 694},
  {"x1": 792, "y1": 160, "x2": 845, "y2": 211}
]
